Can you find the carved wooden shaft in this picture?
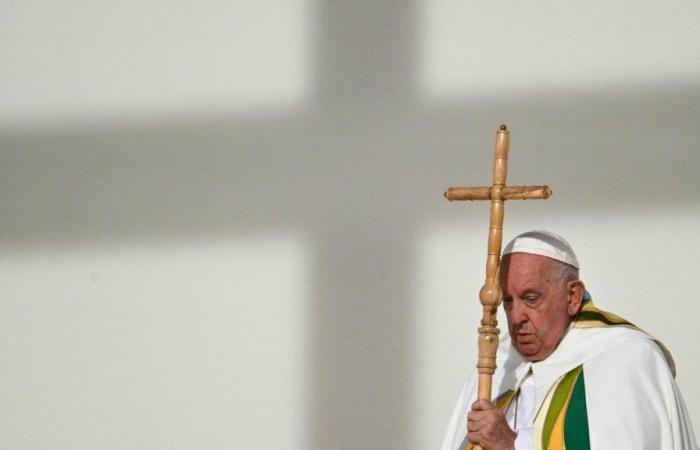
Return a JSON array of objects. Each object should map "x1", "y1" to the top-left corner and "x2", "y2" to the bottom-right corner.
[
  {"x1": 476, "y1": 126, "x2": 509, "y2": 401},
  {"x1": 445, "y1": 126, "x2": 551, "y2": 393},
  {"x1": 445, "y1": 125, "x2": 551, "y2": 450}
]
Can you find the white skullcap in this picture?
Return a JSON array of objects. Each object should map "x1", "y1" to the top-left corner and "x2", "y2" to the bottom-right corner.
[{"x1": 502, "y1": 230, "x2": 579, "y2": 269}]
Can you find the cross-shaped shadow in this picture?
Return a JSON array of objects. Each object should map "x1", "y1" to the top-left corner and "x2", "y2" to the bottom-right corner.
[{"x1": 2, "y1": 2, "x2": 700, "y2": 449}]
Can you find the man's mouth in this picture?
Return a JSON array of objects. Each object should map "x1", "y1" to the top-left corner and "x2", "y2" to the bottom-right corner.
[{"x1": 516, "y1": 332, "x2": 535, "y2": 342}]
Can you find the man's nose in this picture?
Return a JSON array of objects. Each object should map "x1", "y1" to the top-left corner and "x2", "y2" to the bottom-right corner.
[{"x1": 510, "y1": 300, "x2": 529, "y2": 324}]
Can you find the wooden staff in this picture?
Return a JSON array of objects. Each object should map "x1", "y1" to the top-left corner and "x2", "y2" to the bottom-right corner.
[{"x1": 445, "y1": 125, "x2": 551, "y2": 446}]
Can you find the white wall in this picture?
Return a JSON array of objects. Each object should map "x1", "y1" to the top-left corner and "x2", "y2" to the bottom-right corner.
[
  {"x1": 0, "y1": 235, "x2": 311, "y2": 449},
  {"x1": 420, "y1": 1, "x2": 700, "y2": 100},
  {"x1": 1, "y1": 0, "x2": 312, "y2": 127},
  {"x1": 1, "y1": 1, "x2": 699, "y2": 449}
]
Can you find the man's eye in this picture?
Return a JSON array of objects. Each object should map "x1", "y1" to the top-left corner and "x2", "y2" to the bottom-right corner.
[{"x1": 524, "y1": 296, "x2": 539, "y2": 303}]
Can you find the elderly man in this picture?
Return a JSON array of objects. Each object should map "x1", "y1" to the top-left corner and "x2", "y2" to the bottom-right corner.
[{"x1": 441, "y1": 230, "x2": 697, "y2": 450}]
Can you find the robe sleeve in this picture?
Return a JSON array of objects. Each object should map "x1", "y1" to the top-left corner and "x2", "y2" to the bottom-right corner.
[
  {"x1": 583, "y1": 338, "x2": 697, "y2": 449},
  {"x1": 441, "y1": 372, "x2": 477, "y2": 450}
]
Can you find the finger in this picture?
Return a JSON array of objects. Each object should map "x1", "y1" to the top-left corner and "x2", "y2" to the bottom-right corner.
[
  {"x1": 469, "y1": 410, "x2": 507, "y2": 432},
  {"x1": 467, "y1": 409, "x2": 491, "y2": 426},
  {"x1": 466, "y1": 431, "x2": 481, "y2": 445},
  {"x1": 471, "y1": 399, "x2": 497, "y2": 411},
  {"x1": 467, "y1": 410, "x2": 486, "y2": 421},
  {"x1": 466, "y1": 416, "x2": 484, "y2": 433}
]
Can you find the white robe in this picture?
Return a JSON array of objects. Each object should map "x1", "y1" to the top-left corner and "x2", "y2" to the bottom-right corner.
[{"x1": 441, "y1": 321, "x2": 697, "y2": 450}]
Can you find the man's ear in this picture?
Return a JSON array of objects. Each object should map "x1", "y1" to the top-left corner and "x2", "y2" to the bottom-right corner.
[{"x1": 566, "y1": 280, "x2": 586, "y2": 316}]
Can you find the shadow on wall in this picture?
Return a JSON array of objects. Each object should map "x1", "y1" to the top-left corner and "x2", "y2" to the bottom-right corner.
[{"x1": 2, "y1": 2, "x2": 700, "y2": 450}]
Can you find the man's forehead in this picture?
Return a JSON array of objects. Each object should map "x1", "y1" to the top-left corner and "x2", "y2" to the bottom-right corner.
[
  {"x1": 499, "y1": 255, "x2": 558, "y2": 297},
  {"x1": 499, "y1": 252, "x2": 573, "y2": 292}
]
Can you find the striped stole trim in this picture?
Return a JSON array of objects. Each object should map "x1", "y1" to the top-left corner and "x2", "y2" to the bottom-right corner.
[
  {"x1": 535, "y1": 365, "x2": 590, "y2": 450},
  {"x1": 573, "y1": 300, "x2": 676, "y2": 377},
  {"x1": 573, "y1": 300, "x2": 634, "y2": 329}
]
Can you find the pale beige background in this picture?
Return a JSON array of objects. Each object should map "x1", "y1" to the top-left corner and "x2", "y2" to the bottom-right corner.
[{"x1": 1, "y1": 1, "x2": 699, "y2": 449}]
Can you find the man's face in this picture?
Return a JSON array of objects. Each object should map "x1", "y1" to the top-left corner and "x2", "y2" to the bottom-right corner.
[{"x1": 500, "y1": 253, "x2": 576, "y2": 362}]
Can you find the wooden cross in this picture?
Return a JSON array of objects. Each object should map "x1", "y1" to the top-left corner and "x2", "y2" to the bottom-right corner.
[{"x1": 444, "y1": 124, "x2": 552, "y2": 408}]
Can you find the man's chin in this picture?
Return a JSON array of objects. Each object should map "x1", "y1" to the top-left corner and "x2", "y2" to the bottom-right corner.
[{"x1": 513, "y1": 342, "x2": 541, "y2": 360}]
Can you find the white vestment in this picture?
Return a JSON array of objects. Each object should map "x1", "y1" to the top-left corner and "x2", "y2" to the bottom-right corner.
[
  {"x1": 508, "y1": 372, "x2": 535, "y2": 449},
  {"x1": 441, "y1": 303, "x2": 697, "y2": 450}
]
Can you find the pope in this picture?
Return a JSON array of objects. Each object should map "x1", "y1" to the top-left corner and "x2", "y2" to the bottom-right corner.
[{"x1": 441, "y1": 230, "x2": 697, "y2": 450}]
